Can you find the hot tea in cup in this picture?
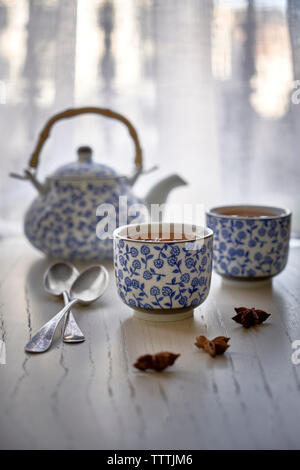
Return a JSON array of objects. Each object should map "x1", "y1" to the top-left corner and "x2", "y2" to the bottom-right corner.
[
  {"x1": 113, "y1": 223, "x2": 213, "y2": 321},
  {"x1": 126, "y1": 232, "x2": 197, "y2": 242},
  {"x1": 206, "y1": 205, "x2": 291, "y2": 280}
]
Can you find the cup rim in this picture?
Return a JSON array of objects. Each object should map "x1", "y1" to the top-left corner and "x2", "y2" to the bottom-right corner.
[
  {"x1": 206, "y1": 204, "x2": 291, "y2": 220},
  {"x1": 113, "y1": 222, "x2": 213, "y2": 243}
]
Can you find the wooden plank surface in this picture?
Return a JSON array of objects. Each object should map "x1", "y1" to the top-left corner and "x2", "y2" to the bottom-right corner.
[{"x1": 0, "y1": 236, "x2": 300, "y2": 450}]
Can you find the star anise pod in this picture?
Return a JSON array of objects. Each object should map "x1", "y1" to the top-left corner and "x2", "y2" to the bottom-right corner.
[
  {"x1": 134, "y1": 352, "x2": 180, "y2": 372},
  {"x1": 195, "y1": 336, "x2": 230, "y2": 358},
  {"x1": 232, "y1": 307, "x2": 271, "y2": 328}
]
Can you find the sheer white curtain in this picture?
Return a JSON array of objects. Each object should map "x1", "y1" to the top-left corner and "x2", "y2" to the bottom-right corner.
[{"x1": 0, "y1": 0, "x2": 299, "y2": 236}]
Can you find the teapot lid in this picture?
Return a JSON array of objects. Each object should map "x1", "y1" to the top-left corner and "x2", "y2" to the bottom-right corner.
[{"x1": 49, "y1": 146, "x2": 118, "y2": 181}]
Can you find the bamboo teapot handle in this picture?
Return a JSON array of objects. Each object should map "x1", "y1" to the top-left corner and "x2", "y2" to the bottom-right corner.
[{"x1": 28, "y1": 107, "x2": 143, "y2": 172}]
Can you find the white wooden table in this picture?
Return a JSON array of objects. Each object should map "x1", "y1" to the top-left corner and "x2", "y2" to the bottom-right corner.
[{"x1": 0, "y1": 236, "x2": 300, "y2": 450}]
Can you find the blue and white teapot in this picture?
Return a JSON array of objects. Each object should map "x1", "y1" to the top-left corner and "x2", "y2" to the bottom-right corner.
[{"x1": 11, "y1": 107, "x2": 186, "y2": 261}]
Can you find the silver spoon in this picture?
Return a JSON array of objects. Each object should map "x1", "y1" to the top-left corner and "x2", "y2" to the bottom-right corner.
[
  {"x1": 44, "y1": 262, "x2": 84, "y2": 343},
  {"x1": 25, "y1": 265, "x2": 109, "y2": 353}
]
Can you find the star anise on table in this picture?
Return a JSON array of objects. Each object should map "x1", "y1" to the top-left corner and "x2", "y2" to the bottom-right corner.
[
  {"x1": 232, "y1": 307, "x2": 271, "y2": 328},
  {"x1": 134, "y1": 352, "x2": 180, "y2": 372},
  {"x1": 194, "y1": 336, "x2": 230, "y2": 358}
]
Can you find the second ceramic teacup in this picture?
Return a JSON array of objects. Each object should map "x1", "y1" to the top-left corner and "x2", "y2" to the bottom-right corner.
[
  {"x1": 113, "y1": 222, "x2": 213, "y2": 320},
  {"x1": 206, "y1": 205, "x2": 291, "y2": 280}
]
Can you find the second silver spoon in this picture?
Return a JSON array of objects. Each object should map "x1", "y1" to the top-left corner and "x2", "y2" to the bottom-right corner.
[{"x1": 44, "y1": 262, "x2": 85, "y2": 343}]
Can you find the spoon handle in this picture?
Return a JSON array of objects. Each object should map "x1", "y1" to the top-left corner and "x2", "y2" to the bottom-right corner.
[
  {"x1": 62, "y1": 291, "x2": 85, "y2": 343},
  {"x1": 25, "y1": 299, "x2": 78, "y2": 353}
]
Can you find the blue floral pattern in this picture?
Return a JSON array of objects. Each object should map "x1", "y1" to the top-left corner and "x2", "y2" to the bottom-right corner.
[
  {"x1": 206, "y1": 213, "x2": 291, "y2": 278},
  {"x1": 113, "y1": 236, "x2": 213, "y2": 311},
  {"x1": 51, "y1": 161, "x2": 118, "y2": 178},
  {"x1": 24, "y1": 179, "x2": 144, "y2": 261}
]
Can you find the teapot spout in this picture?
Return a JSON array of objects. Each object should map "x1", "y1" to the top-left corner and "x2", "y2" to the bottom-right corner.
[{"x1": 144, "y1": 174, "x2": 187, "y2": 209}]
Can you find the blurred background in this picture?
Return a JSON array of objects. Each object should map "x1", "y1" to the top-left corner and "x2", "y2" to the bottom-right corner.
[{"x1": 0, "y1": 0, "x2": 299, "y2": 236}]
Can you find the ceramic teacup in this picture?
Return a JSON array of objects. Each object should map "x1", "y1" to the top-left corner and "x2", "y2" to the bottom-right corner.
[
  {"x1": 206, "y1": 205, "x2": 291, "y2": 280},
  {"x1": 113, "y1": 222, "x2": 213, "y2": 320}
]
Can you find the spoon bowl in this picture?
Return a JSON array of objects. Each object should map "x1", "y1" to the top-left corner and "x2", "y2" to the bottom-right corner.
[
  {"x1": 71, "y1": 265, "x2": 109, "y2": 304},
  {"x1": 44, "y1": 262, "x2": 79, "y2": 296}
]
